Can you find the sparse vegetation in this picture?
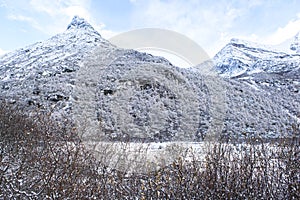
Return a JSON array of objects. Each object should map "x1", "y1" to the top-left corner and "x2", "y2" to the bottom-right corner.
[{"x1": 0, "y1": 103, "x2": 299, "y2": 199}]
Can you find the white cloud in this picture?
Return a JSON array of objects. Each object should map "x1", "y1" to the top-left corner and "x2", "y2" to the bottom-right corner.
[
  {"x1": 30, "y1": 0, "x2": 119, "y2": 39},
  {"x1": 4, "y1": 0, "x2": 299, "y2": 57},
  {"x1": 130, "y1": 0, "x2": 247, "y2": 56},
  {"x1": 63, "y1": 5, "x2": 92, "y2": 20},
  {"x1": 5, "y1": 0, "x2": 117, "y2": 38},
  {"x1": 29, "y1": 0, "x2": 92, "y2": 20},
  {"x1": 0, "y1": 48, "x2": 8, "y2": 55},
  {"x1": 7, "y1": 14, "x2": 35, "y2": 23},
  {"x1": 27, "y1": 0, "x2": 93, "y2": 33},
  {"x1": 7, "y1": 14, "x2": 50, "y2": 34},
  {"x1": 263, "y1": 15, "x2": 300, "y2": 45},
  {"x1": 94, "y1": 23, "x2": 119, "y2": 39},
  {"x1": 129, "y1": 0, "x2": 300, "y2": 56},
  {"x1": 0, "y1": 0, "x2": 7, "y2": 7}
]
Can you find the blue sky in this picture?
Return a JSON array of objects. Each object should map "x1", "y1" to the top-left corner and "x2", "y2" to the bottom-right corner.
[{"x1": 0, "y1": 0, "x2": 300, "y2": 56}]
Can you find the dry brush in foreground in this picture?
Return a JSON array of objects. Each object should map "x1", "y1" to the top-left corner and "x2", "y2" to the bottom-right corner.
[{"x1": 0, "y1": 104, "x2": 299, "y2": 199}]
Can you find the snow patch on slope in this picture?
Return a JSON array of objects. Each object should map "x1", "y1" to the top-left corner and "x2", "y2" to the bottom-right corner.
[{"x1": 290, "y1": 32, "x2": 300, "y2": 53}]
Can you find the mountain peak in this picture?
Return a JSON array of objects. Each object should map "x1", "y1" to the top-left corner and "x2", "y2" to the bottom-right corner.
[
  {"x1": 67, "y1": 16, "x2": 94, "y2": 30},
  {"x1": 214, "y1": 36, "x2": 300, "y2": 78}
]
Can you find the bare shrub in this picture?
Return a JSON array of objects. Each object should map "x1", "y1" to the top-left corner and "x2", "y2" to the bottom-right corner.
[
  {"x1": 0, "y1": 104, "x2": 102, "y2": 198},
  {"x1": 0, "y1": 103, "x2": 299, "y2": 199}
]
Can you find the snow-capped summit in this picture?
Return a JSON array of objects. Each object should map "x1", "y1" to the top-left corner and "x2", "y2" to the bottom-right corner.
[
  {"x1": 64, "y1": 15, "x2": 103, "y2": 41},
  {"x1": 214, "y1": 38, "x2": 300, "y2": 77},
  {"x1": 0, "y1": 16, "x2": 112, "y2": 117},
  {"x1": 67, "y1": 16, "x2": 95, "y2": 31},
  {"x1": 290, "y1": 32, "x2": 300, "y2": 53}
]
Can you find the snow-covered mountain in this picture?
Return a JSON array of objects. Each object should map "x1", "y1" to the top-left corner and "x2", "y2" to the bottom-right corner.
[
  {"x1": 214, "y1": 38, "x2": 300, "y2": 77},
  {"x1": 0, "y1": 16, "x2": 213, "y2": 142},
  {"x1": 213, "y1": 36, "x2": 300, "y2": 138},
  {"x1": 0, "y1": 16, "x2": 110, "y2": 109},
  {"x1": 0, "y1": 16, "x2": 298, "y2": 141}
]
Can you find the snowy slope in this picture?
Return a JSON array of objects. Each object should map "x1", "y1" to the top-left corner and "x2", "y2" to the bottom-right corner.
[
  {"x1": 214, "y1": 38, "x2": 300, "y2": 77},
  {"x1": 0, "y1": 16, "x2": 213, "y2": 142},
  {"x1": 290, "y1": 32, "x2": 300, "y2": 53},
  {"x1": 212, "y1": 37, "x2": 300, "y2": 137},
  {"x1": 0, "y1": 16, "x2": 111, "y2": 111}
]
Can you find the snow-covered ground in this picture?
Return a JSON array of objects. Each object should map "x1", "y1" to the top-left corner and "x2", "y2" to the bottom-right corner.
[{"x1": 82, "y1": 140, "x2": 290, "y2": 174}]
